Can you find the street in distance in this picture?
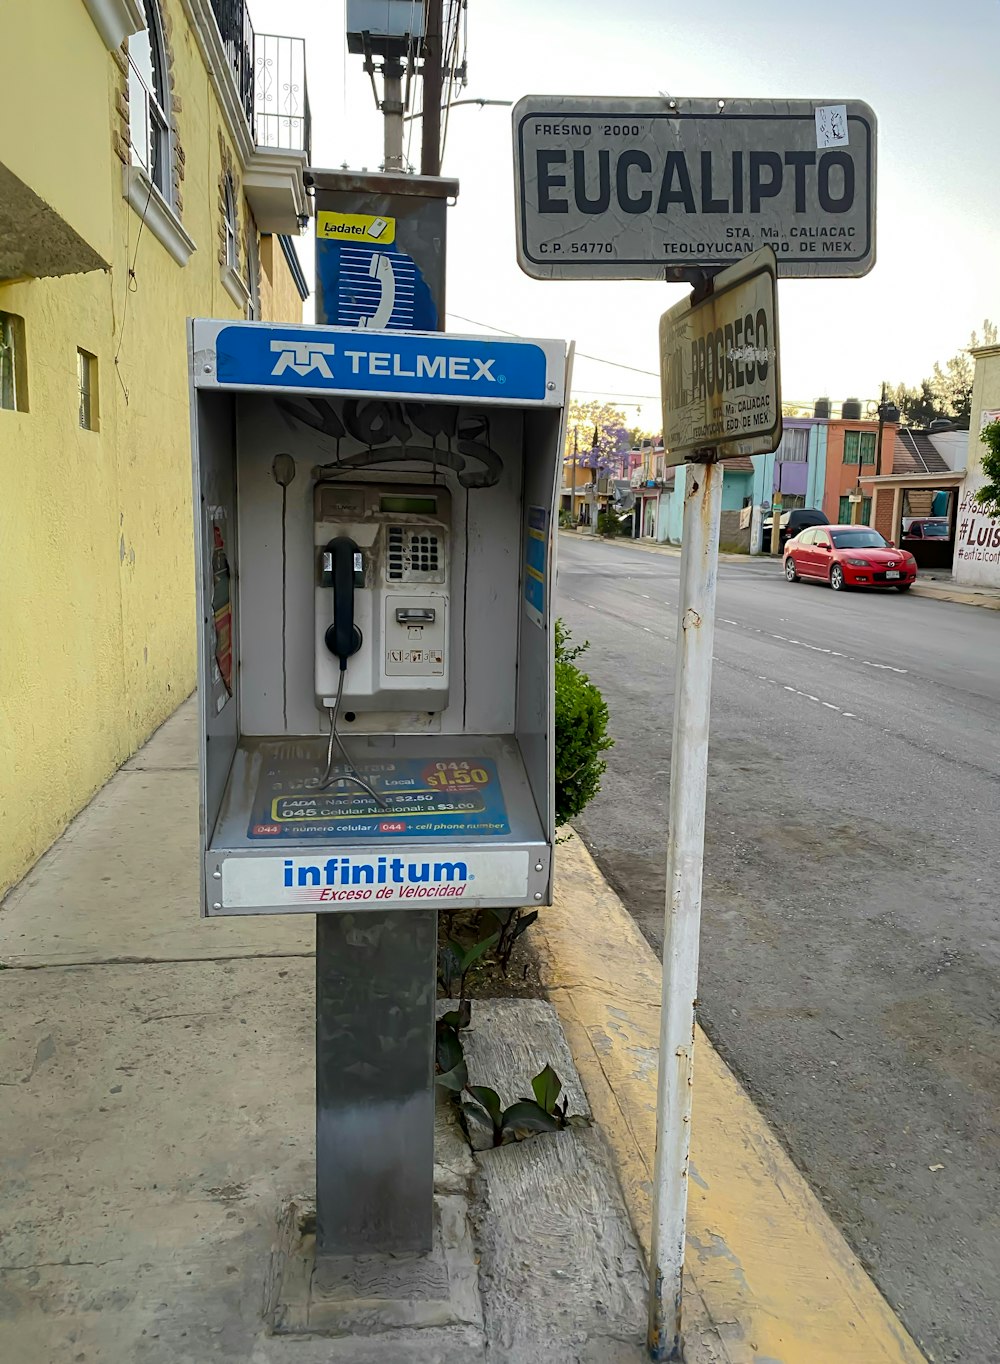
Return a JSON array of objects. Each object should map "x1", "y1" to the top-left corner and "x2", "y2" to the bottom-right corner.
[{"x1": 513, "y1": 97, "x2": 876, "y2": 281}]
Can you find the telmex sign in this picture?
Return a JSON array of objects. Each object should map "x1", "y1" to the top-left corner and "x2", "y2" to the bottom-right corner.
[
  {"x1": 659, "y1": 247, "x2": 781, "y2": 462},
  {"x1": 513, "y1": 97, "x2": 876, "y2": 281}
]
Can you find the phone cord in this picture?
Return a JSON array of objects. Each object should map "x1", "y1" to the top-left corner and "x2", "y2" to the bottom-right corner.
[{"x1": 319, "y1": 669, "x2": 387, "y2": 809}]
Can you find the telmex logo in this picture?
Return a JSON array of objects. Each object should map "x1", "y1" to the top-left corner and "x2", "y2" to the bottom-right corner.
[{"x1": 268, "y1": 339, "x2": 499, "y2": 384}]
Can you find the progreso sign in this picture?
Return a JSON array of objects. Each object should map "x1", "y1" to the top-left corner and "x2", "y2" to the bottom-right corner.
[
  {"x1": 514, "y1": 96, "x2": 876, "y2": 281},
  {"x1": 659, "y1": 246, "x2": 781, "y2": 461}
]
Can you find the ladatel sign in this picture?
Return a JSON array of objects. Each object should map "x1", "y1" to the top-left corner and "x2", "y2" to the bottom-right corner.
[
  {"x1": 659, "y1": 246, "x2": 781, "y2": 462},
  {"x1": 513, "y1": 97, "x2": 876, "y2": 282},
  {"x1": 217, "y1": 849, "x2": 531, "y2": 912}
]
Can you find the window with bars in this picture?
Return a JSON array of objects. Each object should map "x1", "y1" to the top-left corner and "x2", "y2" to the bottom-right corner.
[
  {"x1": 779, "y1": 427, "x2": 809, "y2": 462},
  {"x1": 128, "y1": 0, "x2": 172, "y2": 200},
  {"x1": 838, "y1": 496, "x2": 871, "y2": 523},
  {"x1": 77, "y1": 349, "x2": 98, "y2": 431},
  {"x1": 223, "y1": 175, "x2": 238, "y2": 270},
  {"x1": 0, "y1": 312, "x2": 27, "y2": 412},
  {"x1": 843, "y1": 430, "x2": 876, "y2": 464}
]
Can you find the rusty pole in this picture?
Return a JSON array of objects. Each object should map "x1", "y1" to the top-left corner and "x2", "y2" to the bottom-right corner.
[{"x1": 647, "y1": 454, "x2": 723, "y2": 1362}]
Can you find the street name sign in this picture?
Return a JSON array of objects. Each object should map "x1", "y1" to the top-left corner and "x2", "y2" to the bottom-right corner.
[
  {"x1": 513, "y1": 97, "x2": 876, "y2": 282},
  {"x1": 659, "y1": 246, "x2": 780, "y2": 461}
]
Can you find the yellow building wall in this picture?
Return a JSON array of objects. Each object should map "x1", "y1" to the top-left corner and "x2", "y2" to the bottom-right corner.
[
  {"x1": 0, "y1": 0, "x2": 115, "y2": 261},
  {"x1": 0, "y1": 0, "x2": 304, "y2": 896},
  {"x1": 260, "y1": 234, "x2": 306, "y2": 324}
]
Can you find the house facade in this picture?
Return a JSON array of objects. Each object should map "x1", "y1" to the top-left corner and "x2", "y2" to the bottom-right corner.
[{"x1": 0, "y1": 0, "x2": 310, "y2": 894}]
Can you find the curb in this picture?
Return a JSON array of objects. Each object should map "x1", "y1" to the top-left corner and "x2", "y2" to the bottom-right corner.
[
  {"x1": 559, "y1": 529, "x2": 753, "y2": 565},
  {"x1": 909, "y1": 582, "x2": 1000, "y2": 609},
  {"x1": 561, "y1": 530, "x2": 1000, "y2": 609},
  {"x1": 535, "y1": 832, "x2": 926, "y2": 1364}
]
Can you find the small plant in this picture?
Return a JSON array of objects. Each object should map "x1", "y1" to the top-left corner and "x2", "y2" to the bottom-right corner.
[
  {"x1": 554, "y1": 621, "x2": 613, "y2": 826},
  {"x1": 558, "y1": 508, "x2": 576, "y2": 529},
  {"x1": 438, "y1": 930, "x2": 500, "y2": 1010},
  {"x1": 484, "y1": 906, "x2": 539, "y2": 973},
  {"x1": 436, "y1": 1022, "x2": 587, "y2": 1148},
  {"x1": 461, "y1": 1063, "x2": 587, "y2": 1147}
]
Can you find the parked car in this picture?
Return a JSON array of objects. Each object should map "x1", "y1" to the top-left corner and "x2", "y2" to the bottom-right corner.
[
  {"x1": 764, "y1": 507, "x2": 830, "y2": 553},
  {"x1": 783, "y1": 525, "x2": 917, "y2": 592},
  {"x1": 902, "y1": 517, "x2": 950, "y2": 542}
]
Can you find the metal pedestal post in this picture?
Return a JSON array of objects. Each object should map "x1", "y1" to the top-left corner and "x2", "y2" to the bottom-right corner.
[
  {"x1": 316, "y1": 908, "x2": 437, "y2": 1255},
  {"x1": 648, "y1": 458, "x2": 723, "y2": 1361}
]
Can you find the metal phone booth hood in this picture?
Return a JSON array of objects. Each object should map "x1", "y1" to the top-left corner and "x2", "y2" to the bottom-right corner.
[{"x1": 189, "y1": 319, "x2": 569, "y2": 1256}]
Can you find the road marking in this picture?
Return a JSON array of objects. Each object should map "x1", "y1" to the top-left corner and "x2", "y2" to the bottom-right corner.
[
  {"x1": 717, "y1": 616, "x2": 905, "y2": 673},
  {"x1": 762, "y1": 677, "x2": 858, "y2": 717}
]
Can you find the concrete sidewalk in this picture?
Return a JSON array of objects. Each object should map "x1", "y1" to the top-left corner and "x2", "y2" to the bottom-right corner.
[
  {"x1": 0, "y1": 698, "x2": 925, "y2": 1363},
  {"x1": 0, "y1": 701, "x2": 666, "y2": 1363},
  {"x1": 561, "y1": 528, "x2": 1000, "y2": 608}
]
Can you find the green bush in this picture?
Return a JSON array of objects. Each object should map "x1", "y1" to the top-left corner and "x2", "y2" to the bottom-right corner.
[
  {"x1": 597, "y1": 509, "x2": 628, "y2": 537},
  {"x1": 558, "y1": 508, "x2": 576, "y2": 529},
  {"x1": 554, "y1": 620, "x2": 613, "y2": 825}
]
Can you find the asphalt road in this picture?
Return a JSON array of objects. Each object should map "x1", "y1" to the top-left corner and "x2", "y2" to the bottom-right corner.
[{"x1": 557, "y1": 534, "x2": 1000, "y2": 1364}]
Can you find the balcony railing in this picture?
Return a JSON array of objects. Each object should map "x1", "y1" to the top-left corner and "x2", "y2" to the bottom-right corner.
[
  {"x1": 254, "y1": 33, "x2": 311, "y2": 156},
  {"x1": 209, "y1": 0, "x2": 311, "y2": 157},
  {"x1": 210, "y1": 0, "x2": 254, "y2": 127}
]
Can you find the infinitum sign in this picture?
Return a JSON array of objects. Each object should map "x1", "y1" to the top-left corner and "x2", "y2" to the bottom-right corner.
[
  {"x1": 513, "y1": 96, "x2": 876, "y2": 282},
  {"x1": 659, "y1": 246, "x2": 780, "y2": 461}
]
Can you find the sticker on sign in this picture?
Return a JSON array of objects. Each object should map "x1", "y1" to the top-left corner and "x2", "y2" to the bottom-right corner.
[
  {"x1": 659, "y1": 246, "x2": 781, "y2": 462},
  {"x1": 217, "y1": 848, "x2": 532, "y2": 912},
  {"x1": 513, "y1": 96, "x2": 876, "y2": 281}
]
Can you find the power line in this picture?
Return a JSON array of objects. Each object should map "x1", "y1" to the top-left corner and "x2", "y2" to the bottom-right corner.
[{"x1": 446, "y1": 311, "x2": 661, "y2": 378}]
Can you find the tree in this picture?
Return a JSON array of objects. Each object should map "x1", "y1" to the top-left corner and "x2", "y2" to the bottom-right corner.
[
  {"x1": 565, "y1": 400, "x2": 631, "y2": 479},
  {"x1": 884, "y1": 321, "x2": 996, "y2": 431},
  {"x1": 976, "y1": 420, "x2": 1000, "y2": 519},
  {"x1": 884, "y1": 380, "x2": 940, "y2": 428}
]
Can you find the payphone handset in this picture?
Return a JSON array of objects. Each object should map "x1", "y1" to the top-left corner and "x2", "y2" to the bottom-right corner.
[{"x1": 314, "y1": 481, "x2": 451, "y2": 715}]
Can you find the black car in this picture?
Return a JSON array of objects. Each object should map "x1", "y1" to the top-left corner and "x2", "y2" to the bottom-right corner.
[{"x1": 765, "y1": 507, "x2": 830, "y2": 553}]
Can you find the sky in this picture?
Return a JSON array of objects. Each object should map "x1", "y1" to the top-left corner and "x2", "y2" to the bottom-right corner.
[{"x1": 252, "y1": 0, "x2": 1000, "y2": 431}]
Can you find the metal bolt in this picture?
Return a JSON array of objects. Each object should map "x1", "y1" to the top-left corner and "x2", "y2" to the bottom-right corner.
[
  {"x1": 547, "y1": 381, "x2": 556, "y2": 390},
  {"x1": 212, "y1": 869, "x2": 222, "y2": 879},
  {"x1": 534, "y1": 862, "x2": 543, "y2": 873},
  {"x1": 212, "y1": 902, "x2": 222, "y2": 910},
  {"x1": 203, "y1": 364, "x2": 212, "y2": 374},
  {"x1": 533, "y1": 892, "x2": 543, "y2": 901}
]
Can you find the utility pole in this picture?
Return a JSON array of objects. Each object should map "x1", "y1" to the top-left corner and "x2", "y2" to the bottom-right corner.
[
  {"x1": 382, "y1": 55, "x2": 405, "y2": 171},
  {"x1": 589, "y1": 424, "x2": 599, "y2": 535},
  {"x1": 420, "y1": 0, "x2": 443, "y2": 176},
  {"x1": 875, "y1": 380, "x2": 887, "y2": 477},
  {"x1": 571, "y1": 425, "x2": 579, "y2": 526}
]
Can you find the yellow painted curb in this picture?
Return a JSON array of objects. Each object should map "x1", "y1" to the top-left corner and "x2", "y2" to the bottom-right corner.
[
  {"x1": 539, "y1": 833, "x2": 927, "y2": 1364},
  {"x1": 909, "y1": 583, "x2": 1000, "y2": 610}
]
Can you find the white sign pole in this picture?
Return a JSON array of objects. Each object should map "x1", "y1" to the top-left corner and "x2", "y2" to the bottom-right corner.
[{"x1": 647, "y1": 454, "x2": 723, "y2": 1361}]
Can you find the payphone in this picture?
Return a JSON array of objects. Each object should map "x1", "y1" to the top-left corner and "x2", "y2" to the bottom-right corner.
[{"x1": 190, "y1": 319, "x2": 569, "y2": 1256}]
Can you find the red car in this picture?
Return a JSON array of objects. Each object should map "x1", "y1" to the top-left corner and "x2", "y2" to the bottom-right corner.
[{"x1": 783, "y1": 525, "x2": 918, "y2": 592}]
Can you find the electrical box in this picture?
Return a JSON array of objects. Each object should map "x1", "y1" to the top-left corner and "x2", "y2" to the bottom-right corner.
[
  {"x1": 346, "y1": 0, "x2": 423, "y2": 54},
  {"x1": 189, "y1": 320, "x2": 569, "y2": 917}
]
